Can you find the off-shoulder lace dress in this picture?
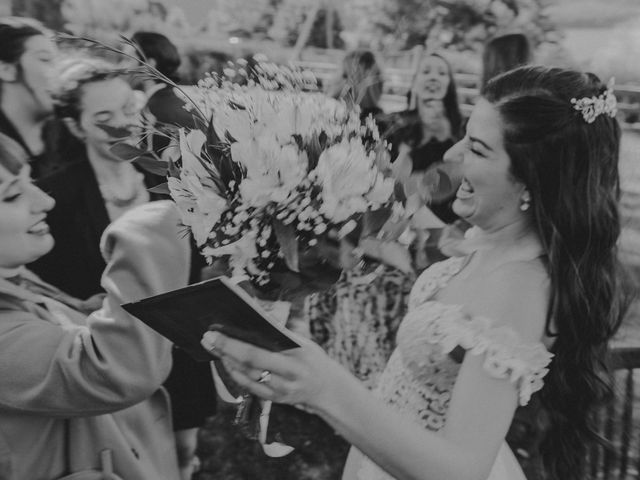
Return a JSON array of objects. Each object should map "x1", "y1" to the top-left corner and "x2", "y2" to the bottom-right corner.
[{"x1": 341, "y1": 256, "x2": 554, "y2": 480}]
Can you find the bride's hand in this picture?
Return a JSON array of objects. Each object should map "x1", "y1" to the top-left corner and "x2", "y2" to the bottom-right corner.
[
  {"x1": 357, "y1": 237, "x2": 414, "y2": 274},
  {"x1": 391, "y1": 143, "x2": 413, "y2": 184},
  {"x1": 200, "y1": 330, "x2": 348, "y2": 414}
]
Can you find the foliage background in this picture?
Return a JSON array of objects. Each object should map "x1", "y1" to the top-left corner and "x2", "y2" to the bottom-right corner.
[
  {"x1": 13, "y1": 0, "x2": 554, "y2": 52},
  {"x1": 14, "y1": 0, "x2": 640, "y2": 82}
]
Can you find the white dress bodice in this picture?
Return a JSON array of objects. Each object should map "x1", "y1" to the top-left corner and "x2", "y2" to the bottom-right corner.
[{"x1": 342, "y1": 256, "x2": 553, "y2": 480}]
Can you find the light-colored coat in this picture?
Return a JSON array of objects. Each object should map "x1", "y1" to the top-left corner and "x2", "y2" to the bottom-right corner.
[{"x1": 0, "y1": 201, "x2": 189, "y2": 480}]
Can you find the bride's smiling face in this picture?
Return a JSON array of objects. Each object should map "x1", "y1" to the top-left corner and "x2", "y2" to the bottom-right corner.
[
  {"x1": 445, "y1": 99, "x2": 526, "y2": 231},
  {"x1": 0, "y1": 163, "x2": 55, "y2": 268}
]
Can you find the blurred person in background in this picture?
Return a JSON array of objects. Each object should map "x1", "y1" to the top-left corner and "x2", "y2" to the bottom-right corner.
[
  {"x1": 129, "y1": 31, "x2": 199, "y2": 156},
  {"x1": 0, "y1": 16, "x2": 82, "y2": 179},
  {"x1": 480, "y1": 33, "x2": 533, "y2": 92},
  {"x1": 29, "y1": 57, "x2": 157, "y2": 298},
  {"x1": 327, "y1": 49, "x2": 384, "y2": 122},
  {"x1": 180, "y1": 48, "x2": 233, "y2": 86},
  {"x1": 29, "y1": 55, "x2": 216, "y2": 480},
  {"x1": 129, "y1": 31, "x2": 217, "y2": 480},
  {"x1": 300, "y1": 53, "x2": 465, "y2": 384},
  {"x1": 383, "y1": 52, "x2": 463, "y2": 225}
]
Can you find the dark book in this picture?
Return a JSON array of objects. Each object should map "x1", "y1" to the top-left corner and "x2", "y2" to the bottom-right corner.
[{"x1": 122, "y1": 276, "x2": 301, "y2": 362}]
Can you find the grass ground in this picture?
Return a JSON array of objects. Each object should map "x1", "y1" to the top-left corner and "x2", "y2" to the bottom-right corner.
[{"x1": 195, "y1": 403, "x2": 349, "y2": 480}]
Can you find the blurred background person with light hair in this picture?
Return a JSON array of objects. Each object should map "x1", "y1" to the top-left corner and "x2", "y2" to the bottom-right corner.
[{"x1": 327, "y1": 49, "x2": 384, "y2": 122}]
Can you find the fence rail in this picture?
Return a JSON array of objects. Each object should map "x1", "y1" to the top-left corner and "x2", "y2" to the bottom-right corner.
[{"x1": 292, "y1": 59, "x2": 640, "y2": 130}]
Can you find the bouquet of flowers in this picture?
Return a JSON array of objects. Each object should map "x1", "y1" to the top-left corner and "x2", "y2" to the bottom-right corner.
[{"x1": 158, "y1": 57, "x2": 395, "y2": 285}]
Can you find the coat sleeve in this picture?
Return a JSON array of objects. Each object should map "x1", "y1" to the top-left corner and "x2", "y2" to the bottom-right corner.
[{"x1": 0, "y1": 200, "x2": 191, "y2": 416}]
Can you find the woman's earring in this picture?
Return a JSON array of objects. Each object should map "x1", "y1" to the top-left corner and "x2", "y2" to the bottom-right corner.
[{"x1": 520, "y1": 191, "x2": 531, "y2": 211}]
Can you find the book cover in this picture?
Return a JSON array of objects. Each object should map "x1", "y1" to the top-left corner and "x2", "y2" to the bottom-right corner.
[{"x1": 122, "y1": 276, "x2": 301, "y2": 362}]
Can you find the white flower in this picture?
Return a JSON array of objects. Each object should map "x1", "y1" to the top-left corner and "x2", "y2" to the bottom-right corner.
[
  {"x1": 156, "y1": 62, "x2": 395, "y2": 282},
  {"x1": 212, "y1": 96, "x2": 255, "y2": 143},
  {"x1": 168, "y1": 175, "x2": 227, "y2": 247},
  {"x1": 178, "y1": 129, "x2": 209, "y2": 179},
  {"x1": 366, "y1": 173, "x2": 395, "y2": 206},
  {"x1": 269, "y1": 95, "x2": 309, "y2": 143},
  {"x1": 251, "y1": 91, "x2": 288, "y2": 140},
  {"x1": 313, "y1": 138, "x2": 393, "y2": 222},
  {"x1": 232, "y1": 133, "x2": 308, "y2": 208},
  {"x1": 202, "y1": 230, "x2": 258, "y2": 278},
  {"x1": 296, "y1": 94, "x2": 351, "y2": 141}
]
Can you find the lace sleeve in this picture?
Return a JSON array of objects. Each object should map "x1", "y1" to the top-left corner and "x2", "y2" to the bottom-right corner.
[
  {"x1": 403, "y1": 301, "x2": 553, "y2": 406},
  {"x1": 408, "y1": 257, "x2": 466, "y2": 309}
]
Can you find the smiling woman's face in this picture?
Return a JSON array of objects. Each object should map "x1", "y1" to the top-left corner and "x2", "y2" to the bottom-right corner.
[
  {"x1": 0, "y1": 164, "x2": 55, "y2": 268},
  {"x1": 445, "y1": 98, "x2": 526, "y2": 231},
  {"x1": 74, "y1": 77, "x2": 142, "y2": 162},
  {"x1": 413, "y1": 55, "x2": 451, "y2": 102}
]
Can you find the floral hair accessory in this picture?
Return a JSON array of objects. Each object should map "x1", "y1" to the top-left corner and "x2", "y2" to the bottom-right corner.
[{"x1": 570, "y1": 78, "x2": 617, "y2": 124}]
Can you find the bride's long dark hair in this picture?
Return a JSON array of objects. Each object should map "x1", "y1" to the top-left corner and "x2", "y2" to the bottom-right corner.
[{"x1": 483, "y1": 66, "x2": 629, "y2": 479}]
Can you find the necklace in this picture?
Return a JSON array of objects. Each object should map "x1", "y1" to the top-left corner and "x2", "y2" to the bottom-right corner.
[{"x1": 99, "y1": 171, "x2": 147, "y2": 208}]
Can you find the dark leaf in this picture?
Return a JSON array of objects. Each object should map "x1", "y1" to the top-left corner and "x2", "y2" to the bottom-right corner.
[
  {"x1": 133, "y1": 155, "x2": 169, "y2": 176},
  {"x1": 147, "y1": 182, "x2": 171, "y2": 195},
  {"x1": 206, "y1": 117, "x2": 222, "y2": 145},
  {"x1": 110, "y1": 143, "x2": 147, "y2": 161},
  {"x1": 201, "y1": 119, "x2": 233, "y2": 194},
  {"x1": 153, "y1": 122, "x2": 181, "y2": 139},
  {"x1": 361, "y1": 206, "x2": 393, "y2": 239},
  {"x1": 96, "y1": 124, "x2": 135, "y2": 140},
  {"x1": 423, "y1": 162, "x2": 463, "y2": 203}
]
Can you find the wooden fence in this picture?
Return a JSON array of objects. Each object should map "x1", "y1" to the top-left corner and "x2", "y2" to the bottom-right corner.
[{"x1": 292, "y1": 57, "x2": 640, "y2": 130}]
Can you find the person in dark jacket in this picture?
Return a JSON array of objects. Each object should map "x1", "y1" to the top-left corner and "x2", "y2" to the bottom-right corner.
[
  {"x1": 0, "y1": 16, "x2": 83, "y2": 179},
  {"x1": 130, "y1": 31, "x2": 199, "y2": 156},
  {"x1": 29, "y1": 57, "x2": 158, "y2": 298},
  {"x1": 130, "y1": 34, "x2": 218, "y2": 479}
]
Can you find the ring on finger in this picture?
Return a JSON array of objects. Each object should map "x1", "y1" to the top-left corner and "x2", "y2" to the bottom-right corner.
[{"x1": 258, "y1": 370, "x2": 272, "y2": 384}]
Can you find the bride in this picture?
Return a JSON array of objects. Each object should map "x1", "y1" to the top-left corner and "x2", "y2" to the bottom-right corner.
[{"x1": 202, "y1": 65, "x2": 627, "y2": 480}]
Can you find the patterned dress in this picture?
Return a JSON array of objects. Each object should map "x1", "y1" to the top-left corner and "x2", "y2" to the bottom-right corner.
[
  {"x1": 305, "y1": 262, "x2": 416, "y2": 389},
  {"x1": 339, "y1": 256, "x2": 554, "y2": 480}
]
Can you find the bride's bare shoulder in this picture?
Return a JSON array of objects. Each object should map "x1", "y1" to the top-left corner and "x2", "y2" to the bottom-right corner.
[{"x1": 466, "y1": 259, "x2": 550, "y2": 344}]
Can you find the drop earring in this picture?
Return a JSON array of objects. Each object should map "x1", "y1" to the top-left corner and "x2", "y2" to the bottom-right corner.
[{"x1": 520, "y1": 190, "x2": 531, "y2": 211}]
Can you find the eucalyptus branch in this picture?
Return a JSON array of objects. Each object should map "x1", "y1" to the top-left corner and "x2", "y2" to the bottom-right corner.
[{"x1": 59, "y1": 33, "x2": 207, "y2": 120}]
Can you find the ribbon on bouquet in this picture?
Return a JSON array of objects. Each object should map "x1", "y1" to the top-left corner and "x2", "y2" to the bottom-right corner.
[
  {"x1": 210, "y1": 361, "x2": 296, "y2": 457},
  {"x1": 209, "y1": 280, "x2": 296, "y2": 457}
]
